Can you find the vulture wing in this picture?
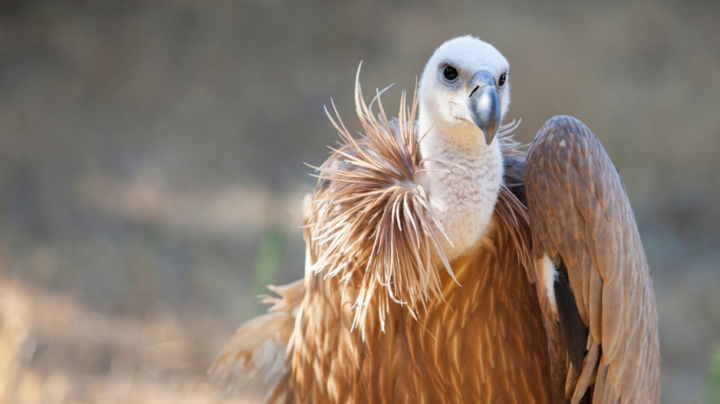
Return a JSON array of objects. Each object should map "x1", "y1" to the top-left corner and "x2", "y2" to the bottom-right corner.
[
  {"x1": 208, "y1": 279, "x2": 304, "y2": 403},
  {"x1": 524, "y1": 116, "x2": 660, "y2": 403}
]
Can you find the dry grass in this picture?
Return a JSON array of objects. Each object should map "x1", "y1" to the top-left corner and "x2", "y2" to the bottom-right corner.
[{"x1": 0, "y1": 277, "x2": 255, "y2": 404}]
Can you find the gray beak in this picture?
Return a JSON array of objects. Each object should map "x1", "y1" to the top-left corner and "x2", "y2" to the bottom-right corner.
[{"x1": 469, "y1": 71, "x2": 501, "y2": 145}]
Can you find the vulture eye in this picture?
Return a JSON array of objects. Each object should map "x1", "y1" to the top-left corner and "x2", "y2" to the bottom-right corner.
[
  {"x1": 443, "y1": 66, "x2": 458, "y2": 81},
  {"x1": 499, "y1": 73, "x2": 507, "y2": 87}
]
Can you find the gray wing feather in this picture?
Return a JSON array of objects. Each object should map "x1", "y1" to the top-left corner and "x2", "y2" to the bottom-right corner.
[{"x1": 525, "y1": 116, "x2": 660, "y2": 404}]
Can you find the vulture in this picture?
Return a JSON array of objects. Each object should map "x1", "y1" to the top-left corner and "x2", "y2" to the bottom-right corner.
[{"x1": 211, "y1": 36, "x2": 661, "y2": 404}]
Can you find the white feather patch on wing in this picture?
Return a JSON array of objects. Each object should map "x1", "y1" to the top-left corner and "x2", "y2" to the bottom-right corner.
[
  {"x1": 254, "y1": 338, "x2": 287, "y2": 384},
  {"x1": 541, "y1": 253, "x2": 558, "y2": 313}
]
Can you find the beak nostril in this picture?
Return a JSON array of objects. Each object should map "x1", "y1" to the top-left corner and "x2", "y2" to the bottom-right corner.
[{"x1": 469, "y1": 85, "x2": 480, "y2": 98}]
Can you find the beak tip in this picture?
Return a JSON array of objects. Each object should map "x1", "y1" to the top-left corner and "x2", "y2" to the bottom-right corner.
[
  {"x1": 470, "y1": 86, "x2": 501, "y2": 146},
  {"x1": 483, "y1": 130, "x2": 493, "y2": 146}
]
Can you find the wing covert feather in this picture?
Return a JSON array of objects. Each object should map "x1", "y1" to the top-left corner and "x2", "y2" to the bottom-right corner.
[{"x1": 525, "y1": 116, "x2": 660, "y2": 404}]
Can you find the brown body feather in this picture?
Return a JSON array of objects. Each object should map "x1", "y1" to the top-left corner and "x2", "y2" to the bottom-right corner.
[
  {"x1": 211, "y1": 87, "x2": 659, "y2": 404},
  {"x1": 286, "y1": 210, "x2": 550, "y2": 404}
]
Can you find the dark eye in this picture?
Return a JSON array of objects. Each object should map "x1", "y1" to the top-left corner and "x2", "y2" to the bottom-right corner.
[
  {"x1": 498, "y1": 73, "x2": 507, "y2": 87},
  {"x1": 443, "y1": 66, "x2": 458, "y2": 81}
]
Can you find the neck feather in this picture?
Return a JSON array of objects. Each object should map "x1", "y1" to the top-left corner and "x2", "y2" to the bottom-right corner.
[{"x1": 418, "y1": 120, "x2": 505, "y2": 261}]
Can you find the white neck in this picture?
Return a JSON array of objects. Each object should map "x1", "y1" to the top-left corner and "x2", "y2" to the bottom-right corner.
[{"x1": 417, "y1": 116, "x2": 504, "y2": 261}]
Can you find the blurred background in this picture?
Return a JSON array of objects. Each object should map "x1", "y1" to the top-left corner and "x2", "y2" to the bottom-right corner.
[{"x1": 0, "y1": 0, "x2": 718, "y2": 403}]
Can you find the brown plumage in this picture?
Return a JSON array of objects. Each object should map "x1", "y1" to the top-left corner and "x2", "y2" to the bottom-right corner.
[
  {"x1": 211, "y1": 38, "x2": 660, "y2": 404},
  {"x1": 525, "y1": 116, "x2": 661, "y2": 403}
]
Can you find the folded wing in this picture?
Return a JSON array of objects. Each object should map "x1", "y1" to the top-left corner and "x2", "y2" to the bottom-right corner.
[{"x1": 524, "y1": 116, "x2": 660, "y2": 404}]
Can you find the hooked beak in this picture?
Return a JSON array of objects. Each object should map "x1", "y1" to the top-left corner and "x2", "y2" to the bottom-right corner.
[{"x1": 468, "y1": 71, "x2": 500, "y2": 145}]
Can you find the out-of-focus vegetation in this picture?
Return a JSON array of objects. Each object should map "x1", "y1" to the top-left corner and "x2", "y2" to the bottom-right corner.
[
  {"x1": 0, "y1": 0, "x2": 717, "y2": 402},
  {"x1": 710, "y1": 346, "x2": 720, "y2": 404}
]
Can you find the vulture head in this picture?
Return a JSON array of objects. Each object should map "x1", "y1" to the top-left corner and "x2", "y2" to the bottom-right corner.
[{"x1": 418, "y1": 36, "x2": 511, "y2": 150}]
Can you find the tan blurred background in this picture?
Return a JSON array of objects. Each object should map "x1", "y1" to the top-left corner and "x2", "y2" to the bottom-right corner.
[{"x1": 0, "y1": 0, "x2": 718, "y2": 403}]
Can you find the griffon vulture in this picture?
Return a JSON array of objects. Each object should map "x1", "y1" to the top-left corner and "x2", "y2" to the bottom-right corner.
[{"x1": 211, "y1": 35, "x2": 661, "y2": 404}]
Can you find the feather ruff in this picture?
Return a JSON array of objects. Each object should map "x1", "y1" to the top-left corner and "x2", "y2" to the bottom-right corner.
[
  {"x1": 307, "y1": 76, "x2": 446, "y2": 335},
  {"x1": 307, "y1": 72, "x2": 530, "y2": 335}
]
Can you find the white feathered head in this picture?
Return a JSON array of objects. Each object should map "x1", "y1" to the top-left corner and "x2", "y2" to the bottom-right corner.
[{"x1": 418, "y1": 35, "x2": 511, "y2": 148}]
